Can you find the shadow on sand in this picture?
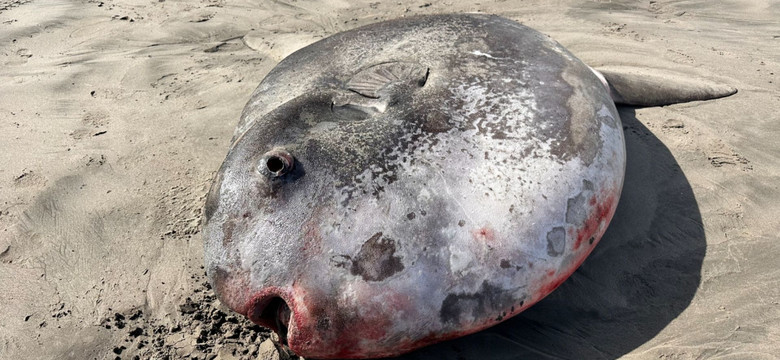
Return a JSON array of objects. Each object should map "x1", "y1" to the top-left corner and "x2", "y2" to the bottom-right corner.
[{"x1": 381, "y1": 107, "x2": 706, "y2": 359}]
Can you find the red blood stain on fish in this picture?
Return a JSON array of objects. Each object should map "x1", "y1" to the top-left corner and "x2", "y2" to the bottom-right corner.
[
  {"x1": 471, "y1": 226, "x2": 495, "y2": 242},
  {"x1": 539, "y1": 270, "x2": 573, "y2": 297},
  {"x1": 279, "y1": 284, "x2": 414, "y2": 359},
  {"x1": 537, "y1": 189, "x2": 619, "y2": 301},
  {"x1": 314, "y1": 315, "x2": 392, "y2": 358},
  {"x1": 574, "y1": 193, "x2": 616, "y2": 250}
]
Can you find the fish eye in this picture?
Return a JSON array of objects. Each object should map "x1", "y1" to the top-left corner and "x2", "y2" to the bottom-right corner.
[
  {"x1": 266, "y1": 157, "x2": 285, "y2": 173},
  {"x1": 259, "y1": 149, "x2": 294, "y2": 177}
]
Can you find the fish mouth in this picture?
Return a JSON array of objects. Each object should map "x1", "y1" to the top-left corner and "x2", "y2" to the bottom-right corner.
[{"x1": 246, "y1": 289, "x2": 295, "y2": 345}]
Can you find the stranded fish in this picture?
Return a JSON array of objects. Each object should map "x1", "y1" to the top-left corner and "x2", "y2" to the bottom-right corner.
[{"x1": 202, "y1": 14, "x2": 735, "y2": 359}]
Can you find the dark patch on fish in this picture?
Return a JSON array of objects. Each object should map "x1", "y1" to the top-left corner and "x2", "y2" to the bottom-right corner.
[
  {"x1": 222, "y1": 219, "x2": 236, "y2": 246},
  {"x1": 499, "y1": 259, "x2": 522, "y2": 271},
  {"x1": 317, "y1": 317, "x2": 331, "y2": 331},
  {"x1": 345, "y1": 232, "x2": 405, "y2": 282},
  {"x1": 566, "y1": 180, "x2": 594, "y2": 225},
  {"x1": 439, "y1": 281, "x2": 516, "y2": 325},
  {"x1": 421, "y1": 111, "x2": 453, "y2": 133},
  {"x1": 546, "y1": 226, "x2": 566, "y2": 257}
]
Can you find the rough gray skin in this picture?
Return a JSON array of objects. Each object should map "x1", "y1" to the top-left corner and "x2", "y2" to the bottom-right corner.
[{"x1": 203, "y1": 14, "x2": 625, "y2": 359}]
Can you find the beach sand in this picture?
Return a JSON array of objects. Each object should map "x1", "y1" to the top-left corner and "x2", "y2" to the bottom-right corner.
[{"x1": 1, "y1": 0, "x2": 778, "y2": 359}]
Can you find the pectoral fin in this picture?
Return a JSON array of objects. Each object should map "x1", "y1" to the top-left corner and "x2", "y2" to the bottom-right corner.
[
  {"x1": 331, "y1": 61, "x2": 429, "y2": 118},
  {"x1": 346, "y1": 61, "x2": 429, "y2": 99}
]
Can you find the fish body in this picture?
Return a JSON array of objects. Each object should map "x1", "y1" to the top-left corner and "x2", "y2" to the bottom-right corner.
[{"x1": 203, "y1": 14, "x2": 624, "y2": 359}]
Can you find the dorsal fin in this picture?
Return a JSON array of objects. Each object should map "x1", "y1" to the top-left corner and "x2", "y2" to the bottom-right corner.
[{"x1": 594, "y1": 67, "x2": 737, "y2": 107}]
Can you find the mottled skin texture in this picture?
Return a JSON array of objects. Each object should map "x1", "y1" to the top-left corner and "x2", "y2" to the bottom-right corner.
[{"x1": 203, "y1": 14, "x2": 625, "y2": 359}]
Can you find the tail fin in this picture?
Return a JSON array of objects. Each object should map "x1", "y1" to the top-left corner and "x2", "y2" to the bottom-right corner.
[{"x1": 594, "y1": 67, "x2": 737, "y2": 107}]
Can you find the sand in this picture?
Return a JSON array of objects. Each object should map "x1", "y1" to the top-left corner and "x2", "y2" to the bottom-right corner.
[{"x1": 1, "y1": 0, "x2": 778, "y2": 359}]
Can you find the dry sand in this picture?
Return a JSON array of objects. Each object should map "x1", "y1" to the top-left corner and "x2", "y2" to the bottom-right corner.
[{"x1": 1, "y1": 0, "x2": 779, "y2": 359}]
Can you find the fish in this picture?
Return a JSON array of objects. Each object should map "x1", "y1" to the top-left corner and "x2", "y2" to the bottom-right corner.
[{"x1": 202, "y1": 13, "x2": 735, "y2": 359}]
